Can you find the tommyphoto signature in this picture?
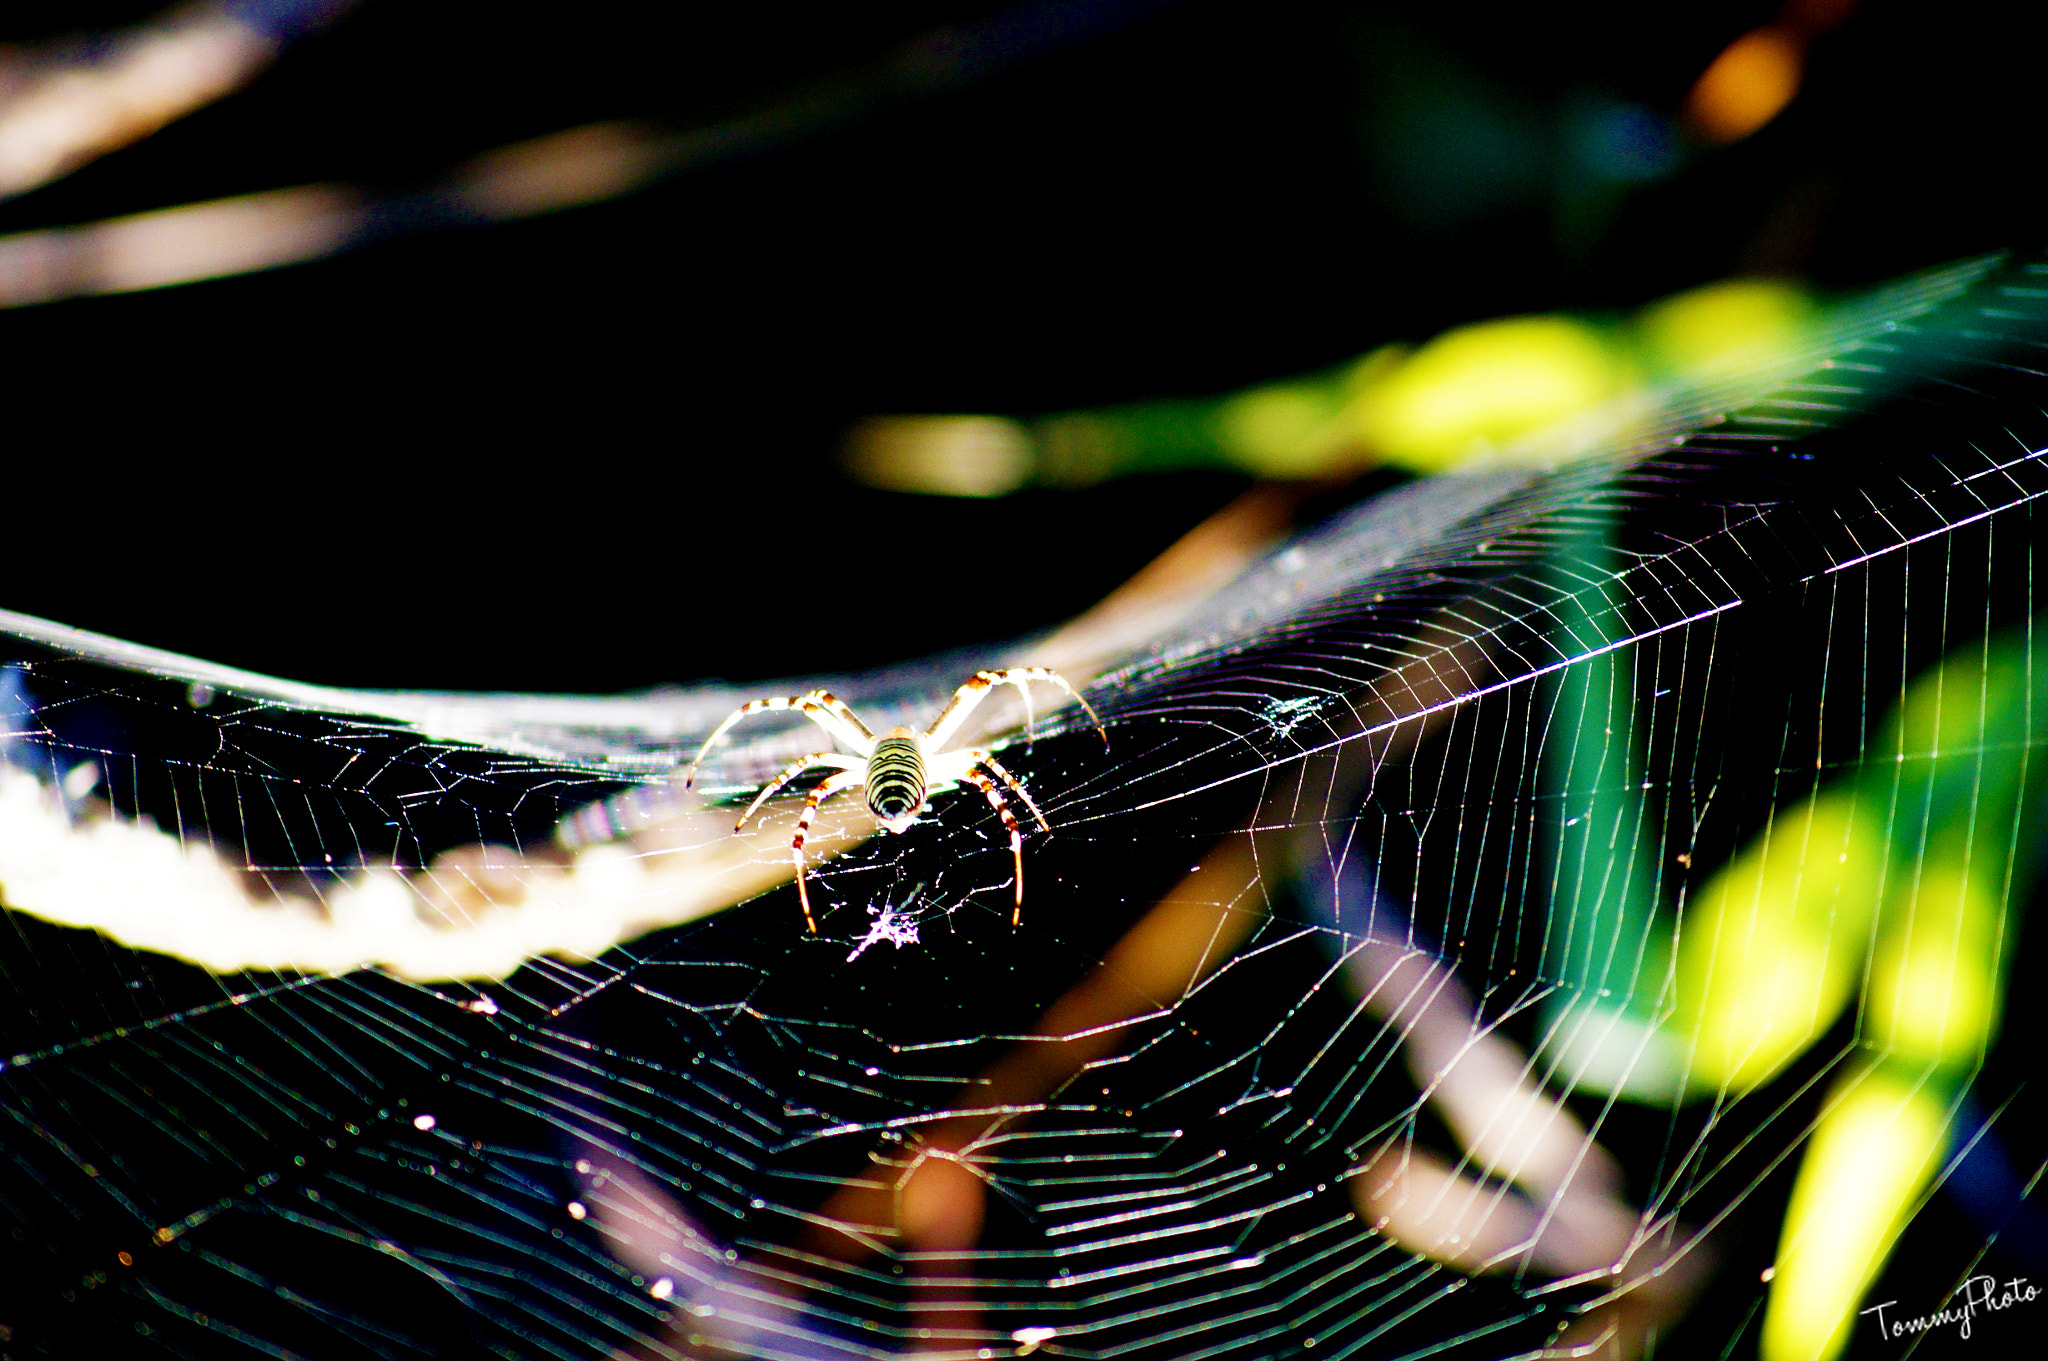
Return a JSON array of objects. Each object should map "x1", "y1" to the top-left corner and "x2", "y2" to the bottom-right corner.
[{"x1": 1860, "y1": 1275, "x2": 2039, "y2": 1343}]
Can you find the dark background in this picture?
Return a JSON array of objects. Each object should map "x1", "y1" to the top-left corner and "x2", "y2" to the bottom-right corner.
[{"x1": 4, "y1": 0, "x2": 2045, "y2": 690}]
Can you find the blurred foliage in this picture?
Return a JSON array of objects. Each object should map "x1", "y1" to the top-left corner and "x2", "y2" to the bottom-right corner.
[
  {"x1": 1544, "y1": 606, "x2": 2044, "y2": 1361},
  {"x1": 1676, "y1": 628, "x2": 2039, "y2": 1098},
  {"x1": 849, "y1": 276, "x2": 1817, "y2": 492}
]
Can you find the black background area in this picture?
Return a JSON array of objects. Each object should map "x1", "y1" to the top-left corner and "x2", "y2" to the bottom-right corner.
[{"x1": 5, "y1": 0, "x2": 2048, "y2": 691}]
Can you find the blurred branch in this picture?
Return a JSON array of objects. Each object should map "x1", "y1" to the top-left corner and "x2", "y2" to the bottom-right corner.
[
  {"x1": 0, "y1": 1, "x2": 355, "y2": 203},
  {"x1": 0, "y1": 0, "x2": 1183, "y2": 306}
]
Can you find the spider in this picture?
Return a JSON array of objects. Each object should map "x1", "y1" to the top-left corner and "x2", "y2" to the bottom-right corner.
[{"x1": 684, "y1": 667, "x2": 1106, "y2": 932}]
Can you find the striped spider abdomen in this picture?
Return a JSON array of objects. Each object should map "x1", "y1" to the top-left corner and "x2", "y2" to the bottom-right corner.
[{"x1": 865, "y1": 731, "x2": 926, "y2": 831}]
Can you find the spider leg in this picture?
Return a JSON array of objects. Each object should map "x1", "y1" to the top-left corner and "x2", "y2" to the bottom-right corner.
[
  {"x1": 923, "y1": 667, "x2": 1108, "y2": 754},
  {"x1": 792, "y1": 768, "x2": 865, "y2": 933},
  {"x1": 735, "y1": 752, "x2": 863, "y2": 830},
  {"x1": 960, "y1": 767, "x2": 1028, "y2": 926},
  {"x1": 684, "y1": 690, "x2": 875, "y2": 789},
  {"x1": 919, "y1": 673, "x2": 998, "y2": 754},
  {"x1": 971, "y1": 750, "x2": 1049, "y2": 832}
]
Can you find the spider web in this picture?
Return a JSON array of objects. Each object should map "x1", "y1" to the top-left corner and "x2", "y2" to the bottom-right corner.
[{"x1": 5, "y1": 251, "x2": 2048, "y2": 1360}]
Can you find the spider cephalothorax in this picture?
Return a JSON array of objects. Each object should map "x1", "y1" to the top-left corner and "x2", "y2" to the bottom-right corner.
[{"x1": 684, "y1": 668, "x2": 1106, "y2": 931}]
